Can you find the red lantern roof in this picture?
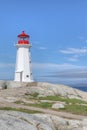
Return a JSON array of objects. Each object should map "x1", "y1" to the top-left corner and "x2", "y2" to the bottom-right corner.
[
  {"x1": 18, "y1": 31, "x2": 29, "y2": 38},
  {"x1": 18, "y1": 31, "x2": 30, "y2": 44}
]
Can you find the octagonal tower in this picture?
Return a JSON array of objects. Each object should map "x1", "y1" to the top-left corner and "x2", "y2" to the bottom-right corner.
[{"x1": 14, "y1": 31, "x2": 33, "y2": 82}]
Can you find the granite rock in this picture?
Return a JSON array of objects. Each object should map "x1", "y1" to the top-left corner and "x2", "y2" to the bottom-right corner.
[{"x1": 0, "y1": 111, "x2": 86, "y2": 130}]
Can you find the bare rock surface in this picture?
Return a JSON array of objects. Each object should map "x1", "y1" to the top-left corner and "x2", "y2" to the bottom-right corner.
[
  {"x1": 0, "y1": 111, "x2": 86, "y2": 130},
  {"x1": 52, "y1": 103, "x2": 65, "y2": 109},
  {"x1": 0, "y1": 80, "x2": 87, "y2": 101}
]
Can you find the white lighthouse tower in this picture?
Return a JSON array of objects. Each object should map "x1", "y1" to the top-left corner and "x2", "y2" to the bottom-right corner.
[{"x1": 14, "y1": 31, "x2": 33, "y2": 82}]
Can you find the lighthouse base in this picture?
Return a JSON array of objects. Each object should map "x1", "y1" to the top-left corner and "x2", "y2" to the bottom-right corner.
[{"x1": 14, "y1": 71, "x2": 34, "y2": 83}]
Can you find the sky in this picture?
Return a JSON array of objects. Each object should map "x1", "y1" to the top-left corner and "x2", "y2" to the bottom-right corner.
[{"x1": 0, "y1": 0, "x2": 87, "y2": 86}]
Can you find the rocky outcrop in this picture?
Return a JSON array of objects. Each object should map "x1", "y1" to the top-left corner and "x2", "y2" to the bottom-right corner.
[
  {"x1": 0, "y1": 80, "x2": 28, "y2": 89},
  {"x1": 0, "y1": 111, "x2": 86, "y2": 130},
  {"x1": 0, "y1": 80, "x2": 87, "y2": 101},
  {"x1": 0, "y1": 81, "x2": 87, "y2": 129},
  {"x1": 25, "y1": 82, "x2": 87, "y2": 100}
]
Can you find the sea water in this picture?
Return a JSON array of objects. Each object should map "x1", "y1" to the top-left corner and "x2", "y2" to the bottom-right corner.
[{"x1": 72, "y1": 86, "x2": 87, "y2": 92}]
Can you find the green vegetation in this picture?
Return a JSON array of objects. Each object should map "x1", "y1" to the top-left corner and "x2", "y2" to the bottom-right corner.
[
  {"x1": 0, "y1": 107, "x2": 41, "y2": 114},
  {"x1": 15, "y1": 100, "x2": 52, "y2": 109},
  {"x1": 39, "y1": 96, "x2": 87, "y2": 104},
  {"x1": 14, "y1": 95, "x2": 87, "y2": 116},
  {"x1": 31, "y1": 102, "x2": 52, "y2": 108},
  {"x1": 37, "y1": 96, "x2": 87, "y2": 115},
  {"x1": 30, "y1": 92, "x2": 39, "y2": 98},
  {"x1": 24, "y1": 92, "x2": 39, "y2": 99},
  {"x1": 15, "y1": 100, "x2": 25, "y2": 104},
  {"x1": 60, "y1": 105, "x2": 87, "y2": 116}
]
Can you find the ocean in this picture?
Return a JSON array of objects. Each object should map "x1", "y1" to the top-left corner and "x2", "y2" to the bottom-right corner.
[{"x1": 72, "y1": 86, "x2": 87, "y2": 92}]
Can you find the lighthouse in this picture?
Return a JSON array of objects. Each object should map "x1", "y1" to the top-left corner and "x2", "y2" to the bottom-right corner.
[{"x1": 14, "y1": 31, "x2": 33, "y2": 82}]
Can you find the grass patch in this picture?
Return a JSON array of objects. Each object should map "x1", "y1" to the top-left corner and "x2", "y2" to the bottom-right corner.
[
  {"x1": 15, "y1": 100, "x2": 25, "y2": 104},
  {"x1": 31, "y1": 102, "x2": 52, "y2": 108},
  {"x1": 0, "y1": 107, "x2": 41, "y2": 114},
  {"x1": 33, "y1": 92, "x2": 39, "y2": 97},
  {"x1": 39, "y1": 96, "x2": 64, "y2": 101},
  {"x1": 60, "y1": 104, "x2": 87, "y2": 116},
  {"x1": 30, "y1": 92, "x2": 39, "y2": 98},
  {"x1": 25, "y1": 92, "x2": 39, "y2": 98},
  {"x1": 15, "y1": 100, "x2": 52, "y2": 109},
  {"x1": 14, "y1": 96, "x2": 87, "y2": 116},
  {"x1": 39, "y1": 96, "x2": 87, "y2": 104}
]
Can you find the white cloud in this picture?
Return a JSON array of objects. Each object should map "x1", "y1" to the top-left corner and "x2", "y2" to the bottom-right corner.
[
  {"x1": 32, "y1": 62, "x2": 84, "y2": 70},
  {"x1": 31, "y1": 40, "x2": 47, "y2": 50},
  {"x1": 77, "y1": 36, "x2": 87, "y2": 43},
  {"x1": 67, "y1": 55, "x2": 79, "y2": 62},
  {"x1": 60, "y1": 47, "x2": 87, "y2": 54},
  {"x1": 78, "y1": 36, "x2": 87, "y2": 44},
  {"x1": 60, "y1": 47, "x2": 87, "y2": 62},
  {"x1": 68, "y1": 57, "x2": 78, "y2": 62},
  {"x1": 0, "y1": 63, "x2": 14, "y2": 68},
  {"x1": 1, "y1": 62, "x2": 81, "y2": 73},
  {"x1": 32, "y1": 62, "x2": 87, "y2": 86},
  {"x1": 31, "y1": 41, "x2": 40, "y2": 45},
  {"x1": 37, "y1": 47, "x2": 47, "y2": 50}
]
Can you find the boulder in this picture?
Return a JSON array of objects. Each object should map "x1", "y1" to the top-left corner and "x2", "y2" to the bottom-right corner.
[{"x1": 52, "y1": 103, "x2": 65, "y2": 109}]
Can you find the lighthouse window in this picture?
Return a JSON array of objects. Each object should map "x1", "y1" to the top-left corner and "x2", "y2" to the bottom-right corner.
[{"x1": 26, "y1": 75, "x2": 29, "y2": 77}]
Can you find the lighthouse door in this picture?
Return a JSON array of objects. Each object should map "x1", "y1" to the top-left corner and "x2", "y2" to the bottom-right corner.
[{"x1": 20, "y1": 71, "x2": 23, "y2": 82}]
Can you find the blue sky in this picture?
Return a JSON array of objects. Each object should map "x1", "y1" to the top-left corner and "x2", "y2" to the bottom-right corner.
[{"x1": 0, "y1": 0, "x2": 87, "y2": 86}]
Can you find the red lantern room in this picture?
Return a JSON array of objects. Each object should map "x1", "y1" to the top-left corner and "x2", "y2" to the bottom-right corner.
[{"x1": 18, "y1": 31, "x2": 30, "y2": 44}]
